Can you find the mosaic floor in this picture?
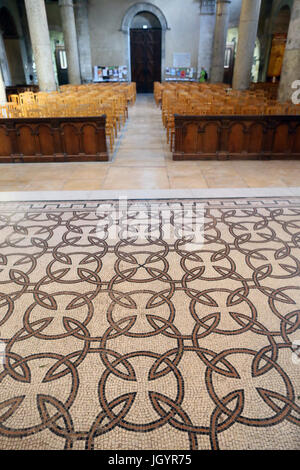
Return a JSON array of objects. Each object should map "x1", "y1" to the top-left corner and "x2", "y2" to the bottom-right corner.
[{"x1": 0, "y1": 197, "x2": 299, "y2": 450}]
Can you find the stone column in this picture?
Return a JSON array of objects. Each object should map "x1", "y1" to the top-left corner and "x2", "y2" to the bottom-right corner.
[
  {"x1": 59, "y1": 0, "x2": 81, "y2": 85},
  {"x1": 198, "y1": 1, "x2": 216, "y2": 79},
  {"x1": 0, "y1": 31, "x2": 12, "y2": 86},
  {"x1": 0, "y1": 67, "x2": 7, "y2": 104},
  {"x1": 18, "y1": 0, "x2": 36, "y2": 85},
  {"x1": 278, "y1": 0, "x2": 300, "y2": 103},
  {"x1": 74, "y1": 0, "x2": 92, "y2": 83},
  {"x1": 24, "y1": 0, "x2": 57, "y2": 91},
  {"x1": 210, "y1": 0, "x2": 231, "y2": 83},
  {"x1": 232, "y1": 0, "x2": 261, "y2": 90}
]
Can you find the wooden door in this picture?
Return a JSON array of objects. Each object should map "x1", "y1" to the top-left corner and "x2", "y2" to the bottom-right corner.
[{"x1": 130, "y1": 29, "x2": 162, "y2": 93}]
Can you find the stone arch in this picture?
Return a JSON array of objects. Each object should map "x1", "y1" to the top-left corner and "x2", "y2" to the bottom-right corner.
[
  {"x1": 121, "y1": 2, "x2": 169, "y2": 82},
  {"x1": 272, "y1": 3, "x2": 291, "y2": 34},
  {"x1": 121, "y1": 3, "x2": 169, "y2": 32},
  {"x1": 273, "y1": 0, "x2": 292, "y2": 20}
]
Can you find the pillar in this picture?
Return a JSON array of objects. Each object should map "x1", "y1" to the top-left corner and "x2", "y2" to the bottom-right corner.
[
  {"x1": 278, "y1": 0, "x2": 300, "y2": 103},
  {"x1": 232, "y1": 0, "x2": 261, "y2": 90},
  {"x1": 24, "y1": 0, "x2": 57, "y2": 92},
  {"x1": 210, "y1": 0, "x2": 231, "y2": 83},
  {"x1": 74, "y1": 0, "x2": 92, "y2": 83},
  {"x1": 59, "y1": 0, "x2": 81, "y2": 85},
  {"x1": 198, "y1": 1, "x2": 216, "y2": 79},
  {"x1": 0, "y1": 31, "x2": 12, "y2": 86},
  {"x1": 0, "y1": 67, "x2": 6, "y2": 104}
]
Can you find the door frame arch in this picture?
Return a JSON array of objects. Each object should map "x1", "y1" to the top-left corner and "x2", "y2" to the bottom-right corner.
[{"x1": 121, "y1": 2, "x2": 169, "y2": 82}]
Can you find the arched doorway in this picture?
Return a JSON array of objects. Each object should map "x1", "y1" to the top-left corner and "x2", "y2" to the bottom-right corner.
[
  {"x1": 267, "y1": 5, "x2": 291, "y2": 82},
  {"x1": 0, "y1": 7, "x2": 25, "y2": 85},
  {"x1": 130, "y1": 12, "x2": 162, "y2": 93},
  {"x1": 121, "y1": 3, "x2": 169, "y2": 93}
]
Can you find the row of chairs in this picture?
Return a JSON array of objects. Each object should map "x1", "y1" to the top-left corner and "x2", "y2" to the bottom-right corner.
[
  {"x1": 154, "y1": 82, "x2": 300, "y2": 150},
  {"x1": 1, "y1": 82, "x2": 137, "y2": 153},
  {"x1": 250, "y1": 82, "x2": 279, "y2": 101}
]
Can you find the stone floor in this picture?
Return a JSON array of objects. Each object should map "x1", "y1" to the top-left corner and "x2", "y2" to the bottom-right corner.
[{"x1": 0, "y1": 94, "x2": 300, "y2": 192}]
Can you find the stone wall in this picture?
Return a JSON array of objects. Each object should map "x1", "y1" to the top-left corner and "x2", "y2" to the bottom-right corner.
[
  {"x1": 87, "y1": 0, "x2": 244, "y2": 80},
  {"x1": 0, "y1": 0, "x2": 244, "y2": 86},
  {"x1": 0, "y1": 0, "x2": 296, "y2": 89}
]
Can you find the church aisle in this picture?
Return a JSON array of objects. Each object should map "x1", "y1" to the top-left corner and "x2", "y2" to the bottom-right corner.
[
  {"x1": 101, "y1": 94, "x2": 300, "y2": 190},
  {"x1": 103, "y1": 94, "x2": 171, "y2": 189},
  {"x1": 0, "y1": 94, "x2": 300, "y2": 192}
]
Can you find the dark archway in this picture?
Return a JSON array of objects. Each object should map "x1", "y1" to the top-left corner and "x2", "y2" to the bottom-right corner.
[
  {"x1": 0, "y1": 7, "x2": 19, "y2": 39},
  {"x1": 0, "y1": 6, "x2": 25, "y2": 85},
  {"x1": 131, "y1": 11, "x2": 161, "y2": 29},
  {"x1": 272, "y1": 4, "x2": 291, "y2": 34}
]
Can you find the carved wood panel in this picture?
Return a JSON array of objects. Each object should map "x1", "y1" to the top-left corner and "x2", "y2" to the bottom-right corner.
[
  {"x1": 173, "y1": 115, "x2": 300, "y2": 160},
  {"x1": 0, "y1": 116, "x2": 109, "y2": 163}
]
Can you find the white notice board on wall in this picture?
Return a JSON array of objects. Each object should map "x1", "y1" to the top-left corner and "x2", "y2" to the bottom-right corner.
[{"x1": 173, "y1": 53, "x2": 191, "y2": 68}]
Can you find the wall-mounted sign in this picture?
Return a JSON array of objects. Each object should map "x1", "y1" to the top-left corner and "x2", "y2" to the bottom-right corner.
[
  {"x1": 93, "y1": 66, "x2": 128, "y2": 82},
  {"x1": 165, "y1": 67, "x2": 195, "y2": 81}
]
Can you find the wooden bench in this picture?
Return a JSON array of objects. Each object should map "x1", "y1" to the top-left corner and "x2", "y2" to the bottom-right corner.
[
  {"x1": 173, "y1": 114, "x2": 300, "y2": 160},
  {"x1": 0, "y1": 115, "x2": 109, "y2": 163}
]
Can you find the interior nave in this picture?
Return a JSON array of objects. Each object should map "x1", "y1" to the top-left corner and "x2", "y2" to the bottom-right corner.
[
  {"x1": 0, "y1": 0, "x2": 299, "y2": 454},
  {"x1": 1, "y1": 94, "x2": 300, "y2": 192}
]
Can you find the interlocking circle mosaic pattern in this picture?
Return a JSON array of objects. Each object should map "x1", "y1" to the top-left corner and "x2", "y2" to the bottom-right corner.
[{"x1": 0, "y1": 197, "x2": 299, "y2": 450}]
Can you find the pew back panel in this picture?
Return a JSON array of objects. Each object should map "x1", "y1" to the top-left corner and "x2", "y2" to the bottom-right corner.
[
  {"x1": 173, "y1": 115, "x2": 300, "y2": 160},
  {"x1": 0, "y1": 116, "x2": 109, "y2": 163}
]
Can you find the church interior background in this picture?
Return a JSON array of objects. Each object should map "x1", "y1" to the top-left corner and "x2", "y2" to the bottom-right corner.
[{"x1": 0, "y1": 0, "x2": 299, "y2": 452}]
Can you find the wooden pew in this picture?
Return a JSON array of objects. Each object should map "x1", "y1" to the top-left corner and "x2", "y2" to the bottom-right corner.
[
  {"x1": 0, "y1": 115, "x2": 109, "y2": 163},
  {"x1": 173, "y1": 114, "x2": 300, "y2": 160}
]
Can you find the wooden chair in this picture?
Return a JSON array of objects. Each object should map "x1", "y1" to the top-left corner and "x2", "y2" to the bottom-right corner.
[
  {"x1": 240, "y1": 105, "x2": 261, "y2": 115},
  {"x1": 265, "y1": 105, "x2": 285, "y2": 115},
  {"x1": 8, "y1": 94, "x2": 20, "y2": 105},
  {"x1": 286, "y1": 104, "x2": 300, "y2": 115},
  {"x1": 19, "y1": 92, "x2": 36, "y2": 106}
]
